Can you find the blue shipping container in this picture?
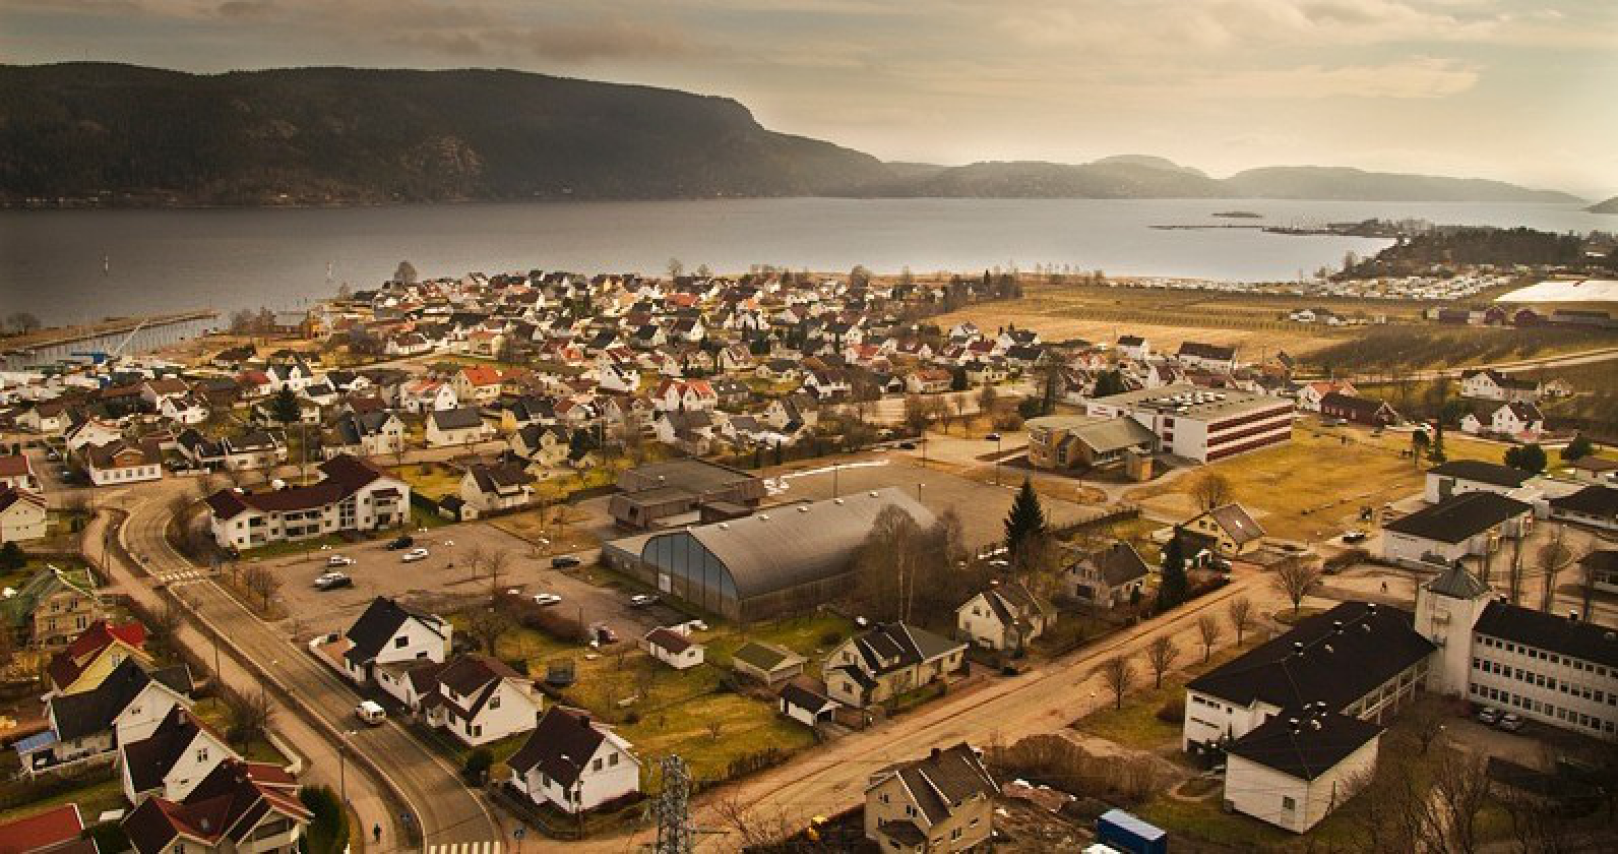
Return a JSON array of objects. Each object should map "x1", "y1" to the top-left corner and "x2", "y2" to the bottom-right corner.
[{"x1": 1096, "y1": 808, "x2": 1168, "y2": 854}]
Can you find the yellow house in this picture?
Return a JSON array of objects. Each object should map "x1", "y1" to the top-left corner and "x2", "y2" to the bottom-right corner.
[{"x1": 46, "y1": 620, "x2": 153, "y2": 696}]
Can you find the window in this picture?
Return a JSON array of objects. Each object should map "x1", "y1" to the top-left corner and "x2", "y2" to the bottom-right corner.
[
  {"x1": 1282, "y1": 796, "x2": 1296, "y2": 811},
  {"x1": 593, "y1": 758, "x2": 603, "y2": 772},
  {"x1": 196, "y1": 747, "x2": 209, "y2": 763},
  {"x1": 395, "y1": 636, "x2": 409, "y2": 649},
  {"x1": 490, "y1": 695, "x2": 501, "y2": 710},
  {"x1": 609, "y1": 753, "x2": 619, "y2": 767}
]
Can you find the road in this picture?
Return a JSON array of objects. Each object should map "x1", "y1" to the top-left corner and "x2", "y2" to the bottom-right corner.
[
  {"x1": 1338, "y1": 344, "x2": 1618, "y2": 384},
  {"x1": 115, "y1": 480, "x2": 507, "y2": 854}
]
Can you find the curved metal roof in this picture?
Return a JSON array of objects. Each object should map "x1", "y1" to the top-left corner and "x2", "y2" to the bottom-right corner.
[{"x1": 640, "y1": 487, "x2": 936, "y2": 600}]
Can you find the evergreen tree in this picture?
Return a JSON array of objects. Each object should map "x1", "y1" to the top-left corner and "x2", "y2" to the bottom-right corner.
[
  {"x1": 1410, "y1": 428, "x2": 1430, "y2": 468},
  {"x1": 1003, "y1": 478, "x2": 1048, "y2": 562},
  {"x1": 1158, "y1": 530, "x2": 1189, "y2": 610},
  {"x1": 269, "y1": 387, "x2": 301, "y2": 425},
  {"x1": 1561, "y1": 435, "x2": 1594, "y2": 462},
  {"x1": 1504, "y1": 443, "x2": 1547, "y2": 473},
  {"x1": 1427, "y1": 421, "x2": 1447, "y2": 464},
  {"x1": 1094, "y1": 370, "x2": 1127, "y2": 397}
]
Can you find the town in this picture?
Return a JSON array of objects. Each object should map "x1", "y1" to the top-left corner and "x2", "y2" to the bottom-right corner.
[{"x1": 0, "y1": 262, "x2": 1615, "y2": 854}]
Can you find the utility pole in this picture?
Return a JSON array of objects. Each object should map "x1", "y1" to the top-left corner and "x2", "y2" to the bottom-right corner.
[{"x1": 653, "y1": 755, "x2": 694, "y2": 854}]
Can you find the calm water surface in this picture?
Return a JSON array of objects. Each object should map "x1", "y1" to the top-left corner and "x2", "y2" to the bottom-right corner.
[{"x1": 1, "y1": 198, "x2": 1609, "y2": 324}]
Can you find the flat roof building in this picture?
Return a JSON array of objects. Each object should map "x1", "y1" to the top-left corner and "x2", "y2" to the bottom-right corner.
[
  {"x1": 609, "y1": 458, "x2": 765, "y2": 530},
  {"x1": 1085, "y1": 384, "x2": 1293, "y2": 463},
  {"x1": 603, "y1": 488, "x2": 934, "y2": 621}
]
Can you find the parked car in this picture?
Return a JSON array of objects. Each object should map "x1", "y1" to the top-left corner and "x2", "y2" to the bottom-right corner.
[
  {"x1": 593, "y1": 625, "x2": 619, "y2": 644},
  {"x1": 1497, "y1": 712, "x2": 1525, "y2": 733},
  {"x1": 898, "y1": 441, "x2": 917, "y2": 450},
  {"x1": 628, "y1": 594, "x2": 658, "y2": 608},
  {"x1": 1321, "y1": 417, "x2": 1346, "y2": 427},
  {"x1": 314, "y1": 571, "x2": 353, "y2": 591},
  {"x1": 401, "y1": 548, "x2": 430, "y2": 563},
  {"x1": 386, "y1": 535, "x2": 415, "y2": 551},
  {"x1": 984, "y1": 432, "x2": 1001, "y2": 442},
  {"x1": 1476, "y1": 706, "x2": 1501, "y2": 725},
  {"x1": 532, "y1": 593, "x2": 562, "y2": 607},
  {"x1": 355, "y1": 700, "x2": 386, "y2": 725},
  {"x1": 1342, "y1": 530, "x2": 1369, "y2": 544},
  {"x1": 550, "y1": 555, "x2": 582, "y2": 569},
  {"x1": 327, "y1": 555, "x2": 356, "y2": 567}
]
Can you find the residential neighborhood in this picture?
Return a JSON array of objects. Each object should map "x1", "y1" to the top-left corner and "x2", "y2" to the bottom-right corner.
[{"x1": 0, "y1": 260, "x2": 1613, "y2": 854}]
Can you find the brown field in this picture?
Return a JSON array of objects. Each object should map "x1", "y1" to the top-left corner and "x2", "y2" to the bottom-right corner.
[{"x1": 1126, "y1": 422, "x2": 1503, "y2": 542}]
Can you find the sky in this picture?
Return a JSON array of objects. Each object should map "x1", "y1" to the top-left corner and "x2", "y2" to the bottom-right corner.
[{"x1": 3, "y1": 0, "x2": 1615, "y2": 198}]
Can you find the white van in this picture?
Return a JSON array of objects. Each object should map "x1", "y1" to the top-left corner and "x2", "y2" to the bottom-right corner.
[{"x1": 355, "y1": 700, "x2": 387, "y2": 726}]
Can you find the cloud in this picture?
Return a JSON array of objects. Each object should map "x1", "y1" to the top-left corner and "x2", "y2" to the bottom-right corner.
[{"x1": 1214, "y1": 56, "x2": 1483, "y2": 99}]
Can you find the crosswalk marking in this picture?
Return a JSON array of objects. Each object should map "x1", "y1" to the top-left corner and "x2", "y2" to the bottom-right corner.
[
  {"x1": 426, "y1": 843, "x2": 503, "y2": 854},
  {"x1": 155, "y1": 568, "x2": 207, "y2": 586}
]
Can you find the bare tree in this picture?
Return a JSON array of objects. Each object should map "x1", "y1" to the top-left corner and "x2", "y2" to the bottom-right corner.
[
  {"x1": 225, "y1": 689, "x2": 275, "y2": 748},
  {"x1": 1537, "y1": 525, "x2": 1572, "y2": 613},
  {"x1": 463, "y1": 544, "x2": 487, "y2": 583},
  {"x1": 485, "y1": 550, "x2": 511, "y2": 601},
  {"x1": 1189, "y1": 472, "x2": 1234, "y2": 512},
  {"x1": 1227, "y1": 596, "x2": 1254, "y2": 647},
  {"x1": 709, "y1": 793, "x2": 797, "y2": 851},
  {"x1": 706, "y1": 720, "x2": 724, "y2": 741},
  {"x1": 1195, "y1": 614, "x2": 1223, "y2": 662},
  {"x1": 1145, "y1": 636, "x2": 1180, "y2": 689},
  {"x1": 977, "y1": 383, "x2": 998, "y2": 418},
  {"x1": 240, "y1": 565, "x2": 281, "y2": 611},
  {"x1": 1096, "y1": 655, "x2": 1136, "y2": 710},
  {"x1": 1426, "y1": 749, "x2": 1492, "y2": 854},
  {"x1": 1271, "y1": 558, "x2": 1322, "y2": 616},
  {"x1": 1406, "y1": 700, "x2": 1447, "y2": 755},
  {"x1": 465, "y1": 608, "x2": 511, "y2": 655}
]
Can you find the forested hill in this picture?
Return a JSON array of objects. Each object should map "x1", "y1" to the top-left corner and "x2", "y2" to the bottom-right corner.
[
  {"x1": 1590, "y1": 196, "x2": 1618, "y2": 214},
  {"x1": 0, "y1": 63, "x2": 1586, "y2": 206},
  {"x1": 0, "y1": 63, "x2": 893, "y2": 205}
]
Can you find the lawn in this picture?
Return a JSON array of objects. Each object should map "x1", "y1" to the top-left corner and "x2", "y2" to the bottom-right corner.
[
  {"x1": 393, "y1": 462, "x2": 462, "y2": 501},
  {"x1": 471, "y1": 611, "x2": 847, "y2": 785},
  {"x1": 1126, "y1": 424, "x2": 1501, "y2": 542},
  {"x1": 1072, "y1": 641, "x2": 1253, "y2": 751},
  {"x1": 190, "y1": 697, "x2": 292, "y2": 765},
  {"x1": 0, "y1": 770, "x2": 126, "y2": 825}
]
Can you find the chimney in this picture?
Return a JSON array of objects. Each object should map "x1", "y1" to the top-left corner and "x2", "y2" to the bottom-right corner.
[
  {"x1": 1288, "y1": 717, "x2": 1300, "y2": 732},
  {"x1": 1568, "y1": 610, "x2": 1579, "y2": 622},
  {"x1": 1292, "y1": 641, "x2": 1304, "y2": 654},
  {"x1": 579, "y1": 713, "x2": 591, "y2": 728},
  {"x1": 930, "y1": 747, "x2": 941, "y2": 761},
  {"x1": 1332, "y1": 620, "x2": 1343, "y2": 634}
]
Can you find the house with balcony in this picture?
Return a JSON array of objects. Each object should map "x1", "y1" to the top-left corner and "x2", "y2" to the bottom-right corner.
[{"x1": 204, "y1": 455, "x2": 409, "y2": 550}]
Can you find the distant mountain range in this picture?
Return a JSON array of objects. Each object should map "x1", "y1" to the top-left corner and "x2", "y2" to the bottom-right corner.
[
  {"x1": 0, "y1": 63, "x2": 1585, "y2": 206},
  {"x1": 1590, "y1": 196, "x2": 1618, "y2": 214}
]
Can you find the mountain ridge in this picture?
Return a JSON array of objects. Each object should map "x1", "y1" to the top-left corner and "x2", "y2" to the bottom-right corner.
[{"x1": 0, "y1": 63, "x2": 1584, "y2": 206}]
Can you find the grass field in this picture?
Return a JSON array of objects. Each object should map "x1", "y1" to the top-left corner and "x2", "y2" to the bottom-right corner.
[
  {"x1": 469, "y1": 611, "x2": 849, "y2": 784},
  {"x1": 0, "y1": 771, "x2": 126, "y2": 825},
  {"x1": 1073, "y1": 641, "x2": 1253, "y2": 751},
  {"x1": 1127, "y1": 423, "x2": 1501, "y2": 541}
]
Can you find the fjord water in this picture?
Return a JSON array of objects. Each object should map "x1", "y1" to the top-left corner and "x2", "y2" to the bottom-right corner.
[{"x1": 1, "y1": 198, "x2": 1608, "y2": 324}]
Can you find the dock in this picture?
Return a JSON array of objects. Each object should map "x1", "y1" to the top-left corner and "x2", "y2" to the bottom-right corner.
[{"x1": 1, "y1": 310, "x2": 218, "y2": 369}]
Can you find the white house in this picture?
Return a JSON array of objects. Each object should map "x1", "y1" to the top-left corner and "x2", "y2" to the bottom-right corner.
[
  {"x1": 398, "y1": 379, "x2": 459, "y2": 413},
  {"x1": 955, "y1": 581, "x2": 1052, "y2": 653},
  {"x1": 204, "y1": 455, "x2": 409, "y2": 550},
  {"x1": 0, "y1": 485, "x2": 47, "y2": 544},
  {"x1": 415, "y1": 655, "x2": 544, "y2": 747},
  {"x1": 642, "y1": 626, "x2": 704, "y2": 670},
  {"x1": 459, "y1": 462, "x2": 535, "y2": 517},
  {"x1": 84, "y1": 439, "x2": 164, "y2": 487},
  {"x1": 29, "y1": 659, "x2": 191, "y2": 775},
  {"x1": 322, "y1": 597, "x2": 451, "y2": 685},
  {"x1": 120, "y1": 706, "x2": 237, "y2": 804},
  {"x1": 507, "y1": 706, "x2": 641, "y2": 814},
  {"x1": 426, "y1": 407, "x2": 492, "y2": 448},
  {"x1": 1491, "y1": 402, "x2": 1545, "y2": 438},
  {"x1": 1461, "y1": 368, "x2": 1539, "y2": 403},
  {"x1": 0, "y1": 454, "x2": 37, "y2": 491},
  {"x1": 1223, "y1": 710, "x2": 1382, "y2": 834},
  {"x1": 1117, "y1": 335, "x2": 1149, "y2": 362}
]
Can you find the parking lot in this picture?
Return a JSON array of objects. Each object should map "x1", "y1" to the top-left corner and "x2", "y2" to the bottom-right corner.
[{"x1": 252, "y1": 519, "x2": 670, "y2": 642}]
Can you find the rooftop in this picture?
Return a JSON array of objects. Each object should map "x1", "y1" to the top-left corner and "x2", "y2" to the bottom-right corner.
[{"x1": 1092, "y1": 383, "x2": 1287, "y2": 420}]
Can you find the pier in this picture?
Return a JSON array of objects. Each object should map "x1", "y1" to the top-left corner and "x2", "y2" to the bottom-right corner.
[{"x1": 0, "y1": 310, "x2": 218, "y2": 370}]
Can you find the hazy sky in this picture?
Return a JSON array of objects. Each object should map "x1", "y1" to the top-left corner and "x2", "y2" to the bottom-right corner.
[{"x1": 4, "y1": 0, "x2": 1615, "y2": 197}]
